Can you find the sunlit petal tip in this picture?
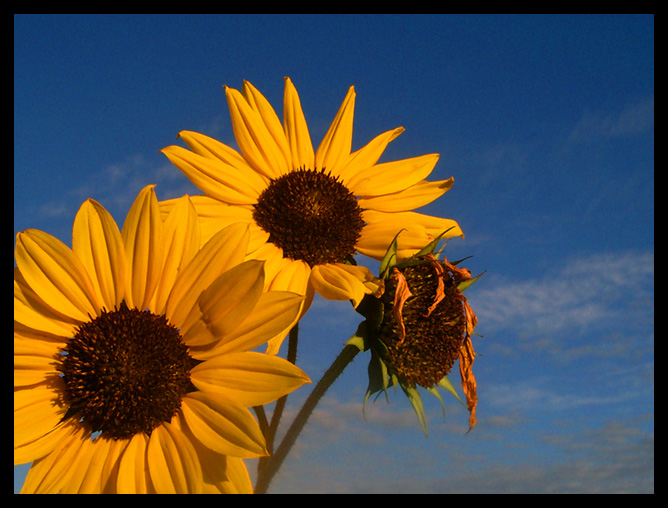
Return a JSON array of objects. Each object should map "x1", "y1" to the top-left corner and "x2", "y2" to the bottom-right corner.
[
  {"x1": 15, "y1": 229, "x2": 101, "y2": 321},
  {"x1": 358, "y1": 177, "x2": 457, "y2": 213},
  {"x1": 224, "y1": 83, "x2": 290, "y2": 179},
  {"x1": 315, "y1": 85, "x2": 356, "y2": 173},
  {"x1": 282, "y1": 77, "x2": 315, "y2": 171},
  {"x1": 121, "y1": 185, "x2": 164, "y2": 311},
  {"x1": 73, "y1": 198, "x2": 126, "y2": 311},
  {"x1": 310, "y1": 263, "x2": 381, "y2": 308},
  {"x1": 347, "y1": 152, "x2": 441, "y2": 196},
  {"x1": 191, "y1": 351, "x2": 310, "y2": 407},
  {"x1": 150, "y1": 195, "x2": 201, "y2": 314}
]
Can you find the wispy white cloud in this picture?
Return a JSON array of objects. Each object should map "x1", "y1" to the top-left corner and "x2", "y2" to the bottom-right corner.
[
  {"x1": 260, "y1": 392, "x2": 654, "y2": 493},
  {"x1": 467, "y1": 249, "x2": 654, "y2": 340},
  {"x1": 19, "y1": 153, "x2": 201, "y2": 242},
  {"x1": 568, "y1": 96, "x2": 654, "y2": 144}
]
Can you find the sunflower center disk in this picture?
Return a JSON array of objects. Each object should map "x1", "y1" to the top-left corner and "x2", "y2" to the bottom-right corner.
[
  {"x1": 252, "y1": 168, "x2": 365, "y2": 267},
  {"x1": 379, "y1": 261, "x2": 467, "y2": 388},
  {"x1": 59, "y1": 302, "x2": 194, "y2": 440}
]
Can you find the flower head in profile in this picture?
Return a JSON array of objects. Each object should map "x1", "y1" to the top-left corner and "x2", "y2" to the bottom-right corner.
[
  {"x1": 160, "y1": 78, "x2": 463, "y2": 351},
  {"x1": 14, "y1": 186, "x2": 309, "y2": 493},
  {"x1": 349, "y1": 232, "x2": 482, "y2": 435}
]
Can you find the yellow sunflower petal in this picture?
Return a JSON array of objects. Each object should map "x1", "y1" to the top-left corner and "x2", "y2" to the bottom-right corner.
[
  {"x1": 283, "y1": 76, "x2": 315, "y2": 170},
  {"x1": 14, "y1": 380, "x2": 67, "y2": 449},
  {"x1": 14, "y1": 267, "x2": 78, "y2": 337},
  {"x1": 116, "y1": 432, "x2": 152, "y2": 494},
  {"x1": 242, "y1": 80, "x2": 292, "y2": 171},
  {"x1": 177, "y1": 433, "x2": 228, "y2": 492},
  {"x1": 20, "y1": 422, "x2": 89, "y2": 494},
  {"x1": 165, "y1": 222, "x2": 249, "y2": 330},
  {"x1": 358, "y1": 177, "x2": 455, "y2": 212},
  {"x1": 338, "y1": 126, "x2": 404, "y2": 184},
  {"x1": 225, "y1": 85, "x2": 290, "y2": 179},
  {"x1": 357, "y1": 210, "x2": 464, "y2": 260},
  {"x1": 147, "y1": 422, "x2": 203, "y2": 494},
  {"x1": 191, "y1": 351, "x2": 310, "y2": 407},
  {"x1": 99, "y1": 436, "x2": 132, "y2": 493},
  {"x1": 181, "y1": 391, "x2": 267, "y2": 458},
  {"x1": 160, "y1": 145, "x2": 264, "y2": 204},
  {"x1": 315, "y1": 85, "x2": 355, "y2": 175},
  {"x1": 14, "y1": 334, "x2": 61, "y2": 387},
  {"x1": 218, "y1": 456, "x2": 253, "y2": 494},
  {"x1": 346, "y1": 153, "x2": 440, "y2": 196},
  {"x1": 150, "y1": 195, "x2": 200, "y2": 314},
  {"x1": 178, "y1": 130, "x2": 262, "y2": 178},
  {"x1": 72, "y1": 198, "x2": 126, "y2": 311},
  {"x1": 59, "y1": 436, "x2": 109, "y2": 493},
  {"x1": 14, "y1": 417, "x2": 74, "y2": 466},
  {"x1": 15, "y1": 229, "x2": 101, "y2": 322},
  {"x1": 121, "y1": 185, "x2": 164, "y2": 311},
  {"x1": 190, "y1": 291, "x2": 304, "y2": 359},
  {"x1": 75, "y1": 436, "x2": 123, "y2": 493},
  {"x1": 160, "y1": 195, "x2": 261, "y2": 249},
  {"x1": 254, "y1": 243, "x2": 312, "y2": 294},
  {"x1": 183, "y1": 260, "x2": 265, "y2": 347},
  {"x1": 310, "y1": 263, "x2": 382, "y2": 308}
]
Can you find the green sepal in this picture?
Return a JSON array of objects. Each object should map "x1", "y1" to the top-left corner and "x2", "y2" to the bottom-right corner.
[
  {"x1": 414, "y1": 227, "x2": 457, "y2": 259},
  {"x1": 346, "y1": 321, "x2": 371, "y2": 352},
  {"x1": 346, "y1": 333, "x2": 366, "y2": 353},
  {"x1": 363, "y1": 349, "x2": 391, "y2": 418},
  {"x1": 457, "y1": 271, "x2": 485, "y2": 292},
  {"x1": 354, "y1": 292, "x2": 384, "y2": 326},
  {"x1": 379, "y1": 230, "x2": 404, "y2": 280},
  {"x1": 438, "y1": 375, "x2": 466, "y2": 408},
  {"x1": 426, "y1": 386, "x2": 447, "y2": 419},
  {"x1": 401, "y1": 383, "x2": 429, "y2": 436},
  {"x1": 450, "y1": 255, "x2": 474, "y2": 266}
]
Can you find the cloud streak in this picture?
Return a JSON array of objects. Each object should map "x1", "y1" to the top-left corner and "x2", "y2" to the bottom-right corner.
[
  {"x1": 468, "y1": 249, "x2": 654, "y2": 339},
  {"x1": 568, "y1": 96, "x2": 654, "y2": 144},
  {"x1": 260, "y1": 393, "x2": 653, "y2": 494}
]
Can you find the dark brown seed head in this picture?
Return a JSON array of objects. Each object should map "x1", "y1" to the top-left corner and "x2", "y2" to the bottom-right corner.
[
  {"x1": 252, "y1": 168, "x2": 365, "y2": 267},
  {"x1": 58, "y1": 302, "x2": 194, "y2": 440},
  {"x1": 379, "y1": 258, "x2": 467, "y2": 388}
]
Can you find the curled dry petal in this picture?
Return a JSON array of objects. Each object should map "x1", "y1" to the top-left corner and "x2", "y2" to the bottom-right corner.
[{"x1": 390, "y1": 268, "x2": 413, "y2": 346}]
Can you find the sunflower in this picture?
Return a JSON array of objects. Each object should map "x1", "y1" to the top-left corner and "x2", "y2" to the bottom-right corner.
[
  {"x1": 14, "y1": 185, "x2": 310, "y2": 493},
  {"x1": 160, "y1": 78, "x2": 463, "y2": 351},
  {"x1": 349, "y1": 235, "x2": 482, "y2": 435}
]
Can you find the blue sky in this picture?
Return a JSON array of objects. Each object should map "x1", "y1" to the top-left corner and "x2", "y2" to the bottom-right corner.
[{"x1": 14, "y1": 15, "x2": 653, "y2": 493}]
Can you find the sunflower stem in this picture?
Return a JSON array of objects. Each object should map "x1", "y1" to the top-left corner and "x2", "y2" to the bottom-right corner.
[
  {"x1": 254, "y1": 343, "x2": 359, "y2": 494},
  {"x1": 257, "y1": 324, "x2": 300, "y2": 475}
]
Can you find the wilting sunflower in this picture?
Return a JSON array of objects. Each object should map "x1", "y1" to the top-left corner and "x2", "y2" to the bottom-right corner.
[
  {"x1": 160, "y1": 78, "x2": 463, "y2": 350},
  {"x1": 14, "y1": 186, "x2": 309, "y2": 493},
  {"x1": 349, "y1": 233, "x2": 482, "y2": 434}
]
